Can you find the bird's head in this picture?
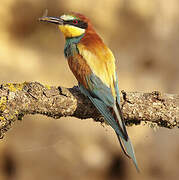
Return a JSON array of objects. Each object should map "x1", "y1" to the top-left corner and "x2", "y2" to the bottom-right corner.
[{"x1": 39, "y1": 12, "x2": 91, "y2": 38}]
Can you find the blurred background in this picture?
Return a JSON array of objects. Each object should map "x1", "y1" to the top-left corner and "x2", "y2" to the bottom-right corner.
[{"x1": 0, "y1": 0, "x2": 179, "y2": 179}]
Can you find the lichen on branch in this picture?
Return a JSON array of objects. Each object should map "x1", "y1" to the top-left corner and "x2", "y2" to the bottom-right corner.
[{"x1": 0, "y1": 82, "x2": 178, "y2": 139}]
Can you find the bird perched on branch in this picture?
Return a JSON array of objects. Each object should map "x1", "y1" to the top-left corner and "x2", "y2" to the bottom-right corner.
[{"x1": 39, "y1": 12, "x2": 139, "y2": 171}]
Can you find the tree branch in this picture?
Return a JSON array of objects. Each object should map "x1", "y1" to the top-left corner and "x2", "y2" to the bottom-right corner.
[{"x1": 0, "y1": 82, "x2": 178, "y2": 138}]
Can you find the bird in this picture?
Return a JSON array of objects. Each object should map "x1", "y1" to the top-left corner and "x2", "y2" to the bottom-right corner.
[{"x1": 39, "y1": 12, "x2": 139, "y2": 171}]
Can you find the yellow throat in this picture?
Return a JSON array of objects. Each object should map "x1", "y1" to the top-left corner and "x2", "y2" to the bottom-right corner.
[{"x1": 58, "y1": 25, "x2": 85, "y2": 38}]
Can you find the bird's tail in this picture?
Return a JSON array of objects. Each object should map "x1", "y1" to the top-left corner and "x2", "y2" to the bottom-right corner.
[
  {"x1": 113, "y1": 104, "x2": 139, "y2": 172},
  {"x1": 78, "y1": 84, "x2": 139, "y2": 171},
  {"x1": 116, "y1": 132, "x2": 139, "y2": 172}
]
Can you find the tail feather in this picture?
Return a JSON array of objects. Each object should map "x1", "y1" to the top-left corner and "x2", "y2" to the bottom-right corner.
[
  {"x1": 116, "y1": 132, "x2": 131, "y2": 159},
  {"x1": 114, "y1": 103, "x2": 139, "y2": 172},
  {"x1": 91, "y1": 97, "x2": 139, "y2": 171},
  {"x1": 79, "y1": 84, "x2": 139, "y2": 171},
  {"x1": 113, "y1": 104, "x2": 128, "y2": 140},
  {"x1": 116, "y1": 133, "x2": 140, "y2": 172}
]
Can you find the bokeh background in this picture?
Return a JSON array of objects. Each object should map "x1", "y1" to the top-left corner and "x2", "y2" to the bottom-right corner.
[{"x1": 0, "y1": 0, "x2": 179, "y2": 179}]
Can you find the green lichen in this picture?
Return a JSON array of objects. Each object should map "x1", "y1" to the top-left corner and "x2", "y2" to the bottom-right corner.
[
  {"x1": 0, "y1": 96, "x2": 7, "y2": 111},
  {"x1": 45, "y1": 84, "x2": 51, "y2": 90},
  {"x1": 5, "y1": 83, "x2": 25, "y2": 92},
  {"x1": 0, "y1": 116, "x2": 6, "y2": 128},
  {"x1": 0, "y1": 116, "x2": 5, "y2": 121}
]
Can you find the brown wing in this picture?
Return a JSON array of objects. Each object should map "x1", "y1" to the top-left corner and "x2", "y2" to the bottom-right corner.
[{"x1": 67, "y1": 54, "x2": 92, "y2": 89}]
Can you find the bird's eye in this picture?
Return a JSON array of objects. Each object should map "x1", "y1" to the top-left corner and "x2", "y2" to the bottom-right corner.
[{"x1": 73, "y1": 20, "x2": 78, "y2": 24}]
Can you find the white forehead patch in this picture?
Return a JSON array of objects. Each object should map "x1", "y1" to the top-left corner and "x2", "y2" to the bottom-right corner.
[{"x1": 60, "y1": 14, "x2": 75, "y2": 21}]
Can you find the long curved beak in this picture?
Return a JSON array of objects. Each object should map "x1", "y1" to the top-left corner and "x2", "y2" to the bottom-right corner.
[{"x1": 39, "y1": 16, "x2": 64, "y2": 25}]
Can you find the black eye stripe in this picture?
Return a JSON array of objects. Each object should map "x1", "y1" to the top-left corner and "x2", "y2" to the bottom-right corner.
[{"x1": 63, "y1": 20, "x2": 88, "y2": 29}]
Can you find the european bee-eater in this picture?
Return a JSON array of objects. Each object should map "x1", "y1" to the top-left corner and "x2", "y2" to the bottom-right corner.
[{"x1": 39, "y1": 12, "x2": 139, "y2": 171}]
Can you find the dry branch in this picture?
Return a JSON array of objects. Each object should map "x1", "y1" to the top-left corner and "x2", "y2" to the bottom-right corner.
[{"x1": 0, "y1": 82, "x2": 178, "y2": 138}]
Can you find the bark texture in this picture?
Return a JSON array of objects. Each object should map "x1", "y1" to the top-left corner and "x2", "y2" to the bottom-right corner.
[{"x1": 0, "y1": 82, "x2": 178, "y2": 138}]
